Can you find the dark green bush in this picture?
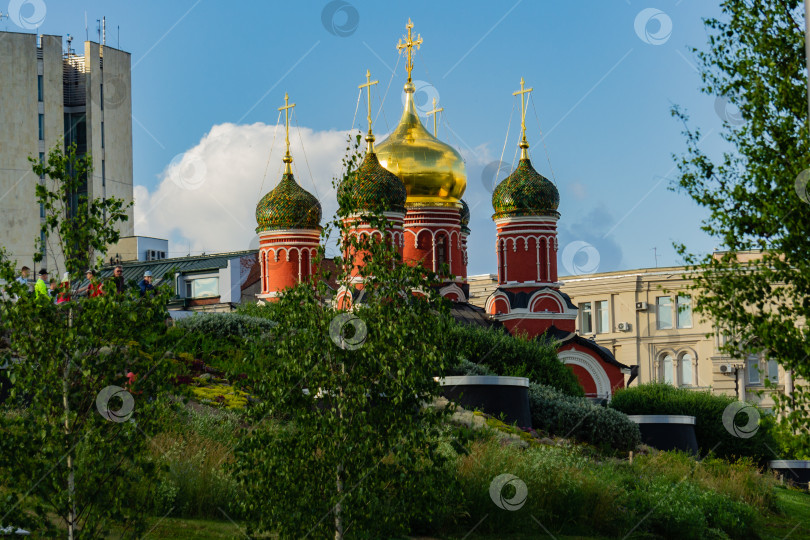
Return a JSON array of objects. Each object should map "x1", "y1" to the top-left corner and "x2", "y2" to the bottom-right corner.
[
  {"x1": 529, "y1": 383, "x2": 640, "y2": 452},
  {"x1": 447, "y1": 358, "x2": 496, "y2": 377},
  {"x1": 610, "y1": 383, "x2": 778, "y2": 463},
  {"x1": 448, "y1": 322, "x2": 583, "y2": 396}
]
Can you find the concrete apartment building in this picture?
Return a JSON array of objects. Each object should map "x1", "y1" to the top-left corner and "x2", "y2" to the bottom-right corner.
[
  {"x1": 0, "y1": 30, "x2": 134, "y2": 273},
  {"x1": 469, "y1": 265, "x2": 794, "y2": 409}
]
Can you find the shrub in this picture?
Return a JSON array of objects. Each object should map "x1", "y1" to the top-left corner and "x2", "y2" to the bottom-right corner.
[
  {"x1": 446, "y1": 358, "x2": 496, "y2": 377},
  {"x1": 448, "y1": 322, "x2": 583, "y2": 396},
  {"x1": 142, "y1": 407, "x2": 245, "y2": 519},
  {"x1": 630, "y1": 451, "x2": 779, "y2": 512},
  {"x1": 451, "y1": 438, "x2": 763, "y2": 538},
  {"x1": 610, "y1": 383, "x2": 778, "y2": 463},
  {"x1": 175, "y1": 312, "x2": 276, "y2": 340},
  {"x1": 529, "y1": 383, "x2": 640, "y2": 452}
]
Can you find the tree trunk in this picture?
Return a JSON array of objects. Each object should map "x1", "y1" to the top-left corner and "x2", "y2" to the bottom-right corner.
[
  {"x1": 64, "y1": 308, "x2": 75, "y2": 540},
  {"x1": 334, "y1": 464, "x2": 344, "y2": 540}
]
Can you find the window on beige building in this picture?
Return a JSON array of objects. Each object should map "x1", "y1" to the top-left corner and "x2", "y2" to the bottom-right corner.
[
  {"x1": 656, "y1": 296, "x2": 672, "y2": 329},
  {"x1": 679, "y1": 352, "x2": 693, "y2": 386},
  {"x1": 746, "y1": 355, "x2": 761, "y2": 385},
  {"x1": 745, "y1": 355, "x2": 779, "y2": 385},
  {"x1": 677, "y1": 295, "x2": 692, "y2": 328},
  {"x1": 596, "y1": 300, "x2": 609, "y2": 333},
  {"x1": 580, "y1": 302, "x2": 593, "y2": 334},
  {"x1": 767, "y1": 359, "x2": 779, "y2": 384},
  {"x1": 661, "y1": 354, "x2": 674, "y2": 385}
]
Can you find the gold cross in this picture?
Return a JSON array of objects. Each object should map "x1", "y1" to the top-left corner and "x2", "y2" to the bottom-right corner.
[
  {"x1": 358, "y1": 69, "x2": 379, "y2": 150},
  {"x1": 278, "y1": 93, "x2": 296, "y2": 172},
  {"x1": 425, "y1": 97, "x2": 443, "y2": 137},
  {"x1": 513, "y1": 77, "x2": 533, "y2": 157},
  {"x1": 396, "y1": 18, "x2": 422, "y2": 83}
]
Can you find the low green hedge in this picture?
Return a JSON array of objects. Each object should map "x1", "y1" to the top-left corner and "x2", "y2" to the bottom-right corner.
[
  {"x1": 448, "y1": 323, "x2": 583, "y2": 396},
  {"x1": 529, "y1": 383, "x2": 640, "y2": 452},
  {"x1": 175, "y1": 312, "x2": 276, "y2": 340},
  {"x1": 610, "y1": 383, "x2": 777, "y2": 463}
]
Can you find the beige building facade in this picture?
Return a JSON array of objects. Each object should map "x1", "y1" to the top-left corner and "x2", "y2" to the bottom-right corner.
[
  {"x1": 0, "y1": 31, "x2": 133, "y2": 274},
  {"x1": 469, "y1": 266, "x2": 792, "y2": 409}
]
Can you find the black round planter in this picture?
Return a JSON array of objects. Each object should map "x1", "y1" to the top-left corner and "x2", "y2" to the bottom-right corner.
[
  {"x1": 768, "y1": 460, "x2": 810, "y2": 489},
  {"x1": 437, "y1": 375, "x2": 531, "y2": 428},
  {"x1": 628, "y1": 415, "x2": 698, "y2": 454}
]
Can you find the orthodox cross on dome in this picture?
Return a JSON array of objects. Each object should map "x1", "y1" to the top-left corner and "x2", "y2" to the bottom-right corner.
[
  {"x1": 397, "y1": 18, "x2": 422, "y2": 83},
  {"x1": 513, "y1": 77, "x2": 534, "y2": 159},
  {"x1": 279, "y1": 92, "x2": 296, "y2": 173},
  {"x1": 426, "y1": 97, "x2": 443, "y2": 137},
  {"x1": 358, "y1": 69, "x2": 379, "y2": 152}
]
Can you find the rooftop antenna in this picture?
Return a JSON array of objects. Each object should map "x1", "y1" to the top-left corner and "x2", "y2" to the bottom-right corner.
[
  {"x1": 66, "y1": 34, "x2": 74, "y2": 55},
  {"x1": 84, "y1": 11, "x2": 88, "y2": 41},
  {"x1": 102, "y1": 16, "x2": 106, "y2": 46},
  {"x1": 652, "y1": 247, "x2": 659, "y2": 268},
  {"x1": 96, "y1": 19, "x2": 101, "y2": 43}
]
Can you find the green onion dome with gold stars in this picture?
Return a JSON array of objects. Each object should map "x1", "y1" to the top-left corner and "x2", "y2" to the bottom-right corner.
[
  {"x1": 255, "y1": 172, "x2": 322, "y2": 232},
  {"x1": 492, "y1": 158, "x2": 559, "y2": 219},
  {"x1": 460, "y1": 198, "x2": 471, "y2": 231},
  {"x1": 338, "y1": 151, "x2": 407, "y2": 214}
]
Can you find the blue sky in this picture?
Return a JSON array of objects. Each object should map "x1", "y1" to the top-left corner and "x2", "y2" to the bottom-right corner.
[{"x1": 10, "y1": 0, "x2": 731, "y2": 276}]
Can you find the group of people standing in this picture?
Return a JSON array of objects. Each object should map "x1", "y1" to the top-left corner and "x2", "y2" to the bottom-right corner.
[{"x1": 14, "y1": 265, "x2": 155, "y2": 303}]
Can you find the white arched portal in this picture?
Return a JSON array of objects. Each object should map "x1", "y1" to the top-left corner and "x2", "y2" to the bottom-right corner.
[{"x1": 558, "y1": 350, "x2": 612, "y2": 400}]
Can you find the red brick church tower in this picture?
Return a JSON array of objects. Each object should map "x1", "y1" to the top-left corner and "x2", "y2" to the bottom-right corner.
[
  {"x1": 485, "y1": 80, "x2": 628, "y2": 399},
  {"x1": 255, "y1": 94, "x2": 321, "y2": 301},
  {"x1": 335, "y1": 71, "x2": 408, "y2": 308}
]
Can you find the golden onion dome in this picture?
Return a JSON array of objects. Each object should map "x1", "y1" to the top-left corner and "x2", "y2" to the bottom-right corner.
[{"x1": 375, "y1": 82, "x2": 466, "y2": 207}]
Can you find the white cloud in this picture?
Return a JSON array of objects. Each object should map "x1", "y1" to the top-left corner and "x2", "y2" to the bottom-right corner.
[{"x1": 134, "y1": 122, "x2": 355, "y2": 256}]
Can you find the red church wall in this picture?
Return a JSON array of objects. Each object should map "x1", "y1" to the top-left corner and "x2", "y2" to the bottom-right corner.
[
  {"x1": 342, "y1": 214, "x2": 405, "y2": 287},
  {"x1": 264, "y1": 249, "x2": 301, "y2": 292},
  {"x1": 489, "y1": 297, "x2": 510, "y2": 315},
  {"x1": 502, "y1": 318, "x2": 562, "y2": 338},
  {"x1": 558, "y1": 342, "x2": 626, "y2": 396},
  {"x1": 494, "y1": 216, "x2": 559, "y2": 286},
  {"x1": 403, "y1": 206, "x2": 467, "y2": 293},
  {"x1": 568, "y1": 364, "x2": 597, "y2": 396},
  {"x1": 504, "y1": 237, "x2": 538, "y2": 283},
  {"x1": 258, "y1": 230, "x2": 320, "y2": 298},
  {"x1": 531, "y1": 295, "x2": 563, "y2": 313}
]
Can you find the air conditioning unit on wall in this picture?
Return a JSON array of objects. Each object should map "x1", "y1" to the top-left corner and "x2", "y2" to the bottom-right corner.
[
  {"x1": 720, "y1": 363, "x2": 735, "y2": 374},
  {"x1": 635, "y1": 302, "x2": 648, "y2": 311},
  {"x1": 617, "y1": 322, "x2": 632, "y2": 332}
]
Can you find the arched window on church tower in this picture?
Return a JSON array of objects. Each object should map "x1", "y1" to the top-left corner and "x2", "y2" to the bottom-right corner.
[
  {"x1": 435, "y1": 233, "x2": 449, "y2": 273},
  {"x1": 301, "y1": 249, "x2": 310, "y2": 281},
  {"x1": 498, "y1": 239, "x2": 506, "y2": 283}
]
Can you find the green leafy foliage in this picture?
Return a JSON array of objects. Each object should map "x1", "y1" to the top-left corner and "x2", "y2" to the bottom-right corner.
[
  {"x1": 29, "y1": 142, "x2": 130, "y2": 277},
  {"x1": 447, "y1": 322, "x2": 583, "y2": 396},
  {"x1": 0, "y1": 143, "x2": 179, "y2": 538},
  {"x1": 671, "y1": 1, "x2": 810, "y2": 440},
  {"x1": 529, "y1": 383, "x2": 640, "y2": 452},
  {"x1": 130, "y1": 406, "x2": 244, "y2": 519},
  {"x1": 610, "y1": 383, "x2": 778, "y2": 463}
]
